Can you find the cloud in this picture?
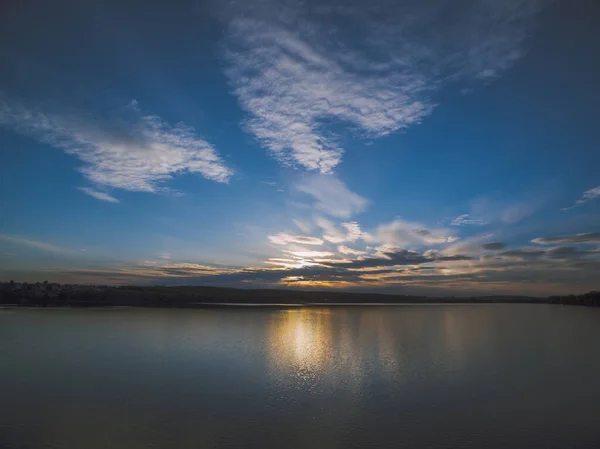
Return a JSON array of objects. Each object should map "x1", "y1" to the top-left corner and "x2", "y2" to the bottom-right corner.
[
  {"x1": 482, "y1": 242, "x2": 506, "y2": 250},
  {"x1": 223, "y1": 0, "x2": 544, "y2": 172},
  {"x1": 563, "y1": 186, "x2": 600, "y2": 210},
  {"x1": 466, "y1": 191, "x2": 551, "y2": 226},
  {"x1": 490, "y1": 248, "x2": 545, "y2": 260},
  {"x1": 337, "y1": 245, "x2": 367, "y2": 256},
  {"x1": 532, "y1": 232, "x2": 600, "y2": 245},
  {"x1": 315, "y1": 217, "x2": 347, "y2": 243},
  {"x1": 16, "y1": 236, "x2": 597, "y2": 295},
  {"x1": 0, "y1": 234, "x2": 69, "y2": 254},
  {"x1": 0, "y1": 99, "x2": 232, "y2": 194},
  {"x1": 296, "y1": 175, "x2": 368, "y2": 218},
  {"x1": 292, "y1": 219, "x2": 313, "y2": 234},
  {"x1": 440, "y1": 233, "x2": 503, "y2": 257},
  {"x1": 321, "y1": 249, "x2": 471, "y2": 270},
  {"x1": 285, "y1": 250, "x2": 334, "y2": 258},
  {"x1": 482, "y1": 245, "x2": 600, "y2": 265},
  {"x1": 545, "y1": 246, "x2": 599, "y2": 259},
  {"x1": 312, "y1": 217, "x2": 371, "y2": 244},
  {"x1": 451, "y1": 214, "x2": 487, "y2": 226},
  {"x1": 77, "y1": 187, "x2": 119, "y2": 203},
  {"x1": 34, "y1": 251, "x2": 597, "y2": 295},
  {"x1": 342, "y1": 222, "x2": 369, "y2": 242},
  {"x1": 375, "y1": 218, "x2": 458, "y2": 248},
  {"x1": 140, "y1": 262, "x2": 234, "y2": 277},
  {"x1": 268, "y1": 232, "x2": 324, "y2": 245},
  {"x1": 500, "y1": 202, "x2": 540, "y2": 224}
]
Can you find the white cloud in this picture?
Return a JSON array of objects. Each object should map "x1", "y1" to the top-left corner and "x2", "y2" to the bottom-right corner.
[
  {"x1": 579, "y1": 186, "x2": 600, "y2": 204},
  {"x1": 296, "y1": 175, "x2": 368, "y2": 218},
  {"x1": 268, "y1": 232, "x2": 324, "y2": 246},
  {"x1": 338, "y1": 245, "x2": 367, "y2": 256},
  {"x1": 372, "y1": 244, "x2": 404, "y2": 259},
  {"x1": 563, "y1": 186, "x2": 600, "y2": 211},
  {"x1": 285, "y1": 249, "x2": 334, "y2": 258},
  {"x1": 315, "y1": 217, "x2": 347, "y2": 243},
  {"x1": 342, "y1": 222, "x2": 369, "y2": 242},
  {"x1": 224, "y1": 1, "x2": 544, "y2": 172},
  {"x1": 0, "y1": 99, "x2": 233, "y2": 194},
  {"x1": 315, "y1": 217, "x2": 370, "y2": 243},
  {"x1": 375, "y1": 218, "x2": 457, "y2": 248},
  {"x1": 441, "y1": 233, "x2": 496, "y2": 257},
  {"x1": 451, "y1": 214, "x2": 487, "y2": 226},
  {"x1": 77, "y1": 187, "x2": 119, "y2": 203}
]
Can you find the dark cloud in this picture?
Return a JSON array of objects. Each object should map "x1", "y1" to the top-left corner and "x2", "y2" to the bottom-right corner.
[
  {"x1": 331, "y1": 250, "x2": 471, "y2": 269},
  {"x1": 495, "y1": 249, "x2": 545, "y2": 260},
  {"x1": 359, "y1": 273, "x2": 477, "y2": 283},
  {"x1": 335, "y1": 250, "x2": 429, "y2": 268},
  {"x1": 483, "y1": 245, "x2": 600, "y2": 264},
  {"x1": 134, "y1": 249, "x2": 472, "y2": 287},
  {"x1": 532, "y1": 232, "x2": 600, "y2": 245},
  {"x1": 410, "y1": 266, "x2": 443, "y2": 271},
  {"x1": 482, "y1": 242, "x2": 505, "y2": 250},
  {"x1": 545, "y1": 246, "x2": 599, "y2": 259},
  {"x1": 16, "y1": 241, "x2": 597, "y2": 296}
]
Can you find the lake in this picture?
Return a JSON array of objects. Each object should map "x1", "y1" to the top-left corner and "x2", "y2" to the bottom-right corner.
[{"x1": 1, "y1": 304, "x2": 599, "y2": 449}]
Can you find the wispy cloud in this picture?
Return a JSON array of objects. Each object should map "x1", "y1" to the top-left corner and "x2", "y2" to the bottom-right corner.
[
  {"x1": 337, "y1": 245, "x2": 367, "y2": 256},
  {"x1": 0, "y1": 99, "x2": 233, "y2": 197},
  {"x1": 451, "y1": 214, "x2": 487, "y2": 226},
  {"x1": 77, "y1": 187, "x2": 119, "y2": 203},
  {"x1": 315, "y1": 217, "x2": 348, "y2": 243},
  {"x1": 224, "y1": 0, "x2": 544, "y2": 172},
  {"x1": 0, "y1": 234, "x2": 69, "y2": 254},
  {"x1": 563, "y1": 186, "x2": 600, "y2": 211},
  {"x1": 441, "y1": 233, "x2": 496, "y2": 257},
  {"x1": 286, "y1": 249, "x2": 334, "y2": 258},
  {"x1": 269, "y1": 209, "x2": 461, "y2": 275},
  {"x1": 268, "y1": 232, "x2": 324, "y2": 246},
  {"x1": 314, "y1": 217, "x2": 370, "y2": 244},
  {"x1": 532, "y1": 232, "x2": 600, "y2": 245},
  {"x1": 296, "y1": 175, "x2": 368, "y2": 218},
  {"x1": 292, "y1": 219, "x2": 313, "y2": 234},
  {"x1": 375, "y1": 218, "x2": 458, "y2": 248},
  {"x1": 342, "y1": 222, "x2": 368, "y2": 242},
  {"x1": 466, "y1": 192, "x2": 549, "y2": 225}
]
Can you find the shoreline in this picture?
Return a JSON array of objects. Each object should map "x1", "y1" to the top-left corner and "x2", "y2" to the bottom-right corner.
[{"x1": 1, "y1": 301, "x2": 576, "y2": 310}]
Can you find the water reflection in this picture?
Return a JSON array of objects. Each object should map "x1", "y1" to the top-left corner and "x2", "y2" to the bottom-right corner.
[
  {"x1": 266, "y1": 307, "x2": 427, "y2": 391},
  {"x1": 267, "y1": 309, "x2": 333, "y2": 376},
  {"x1": 3, "y1": 305, "x2": 599, "y2": 449},
  {"x1": 265, "y1": 306, "x2": 502, "y2": 389}
]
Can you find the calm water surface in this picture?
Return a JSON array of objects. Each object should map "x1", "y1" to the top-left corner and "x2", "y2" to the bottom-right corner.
[{"x1": 1, "y1": 305, "x2": 599, "y2": 449}]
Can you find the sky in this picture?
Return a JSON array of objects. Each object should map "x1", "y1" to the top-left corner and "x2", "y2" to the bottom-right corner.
[{"x1": 1, "y1": 0, "x2": 599, "y2": 296}]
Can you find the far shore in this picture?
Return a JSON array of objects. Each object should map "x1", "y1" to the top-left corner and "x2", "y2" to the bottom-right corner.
[
  {"x1": 1, "y1": 282, "x2": 598, "y2": 308},
  {"x1": 1, "y1": 300, "x2": 593, "y2": 310}
]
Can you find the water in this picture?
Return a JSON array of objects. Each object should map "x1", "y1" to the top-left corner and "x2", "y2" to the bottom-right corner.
[{"x1": 1, "y1": 304, "x2": 599, "y2": 449}]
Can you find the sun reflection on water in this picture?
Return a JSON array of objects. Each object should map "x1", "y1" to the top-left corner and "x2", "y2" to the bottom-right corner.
[
  {"x1": 267, "y1": 309, "x2": 333, "y2": 377},
  {"x1": 265, "y1": 308, "x2": 412, "y2": 391},
  {"x1": 264, "y1": 306, "x2": 496, "y2": 390}
]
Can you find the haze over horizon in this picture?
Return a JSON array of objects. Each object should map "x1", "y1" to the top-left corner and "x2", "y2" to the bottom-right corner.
[{"x1": 1, "y1": 0, "x2": 599, "y2": 296}]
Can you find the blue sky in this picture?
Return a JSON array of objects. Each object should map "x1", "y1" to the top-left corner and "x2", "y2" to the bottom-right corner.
[{"x1": 1, "y1": 0, "x2": 599, "y2": 295}]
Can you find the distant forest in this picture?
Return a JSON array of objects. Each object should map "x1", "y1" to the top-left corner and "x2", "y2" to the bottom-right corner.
[{"x1": 0, "y1": 281, "x2": 598, "y2": 308}]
